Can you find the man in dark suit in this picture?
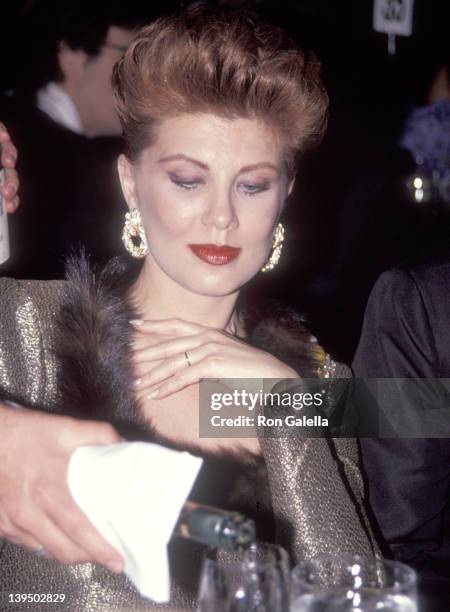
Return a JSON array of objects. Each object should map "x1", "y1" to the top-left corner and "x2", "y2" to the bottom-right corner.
[
  {"x1": 353, "y1": 253, "x2": 450, "y2": 606},
  {"x1": 0, "y1": 3, "x2": 151, "y2": 279}
]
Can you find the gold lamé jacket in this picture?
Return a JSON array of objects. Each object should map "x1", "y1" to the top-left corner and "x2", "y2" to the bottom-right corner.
[{"x1": 0, "y1": 256, "x2": 380, "y2": 611}]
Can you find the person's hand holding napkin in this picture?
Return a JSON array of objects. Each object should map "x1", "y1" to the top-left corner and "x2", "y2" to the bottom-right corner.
[{"x1": 67, "y1": 442, "x2": 203, "y2": 603}]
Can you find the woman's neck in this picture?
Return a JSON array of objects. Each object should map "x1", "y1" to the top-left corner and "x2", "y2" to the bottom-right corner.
[{"x1": 131, "y1": 259, "x2": 239, "y2": 331}]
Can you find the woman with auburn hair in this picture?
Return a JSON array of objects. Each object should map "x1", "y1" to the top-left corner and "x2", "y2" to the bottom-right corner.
[{"x1": 0, "y1": 4, "x2": 379, "y2": 608}]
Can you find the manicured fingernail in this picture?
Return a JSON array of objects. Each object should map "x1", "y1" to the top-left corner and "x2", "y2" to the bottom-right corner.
[
  {"x1": 106, "y1": 559, "x2": 123, "y2": 573},
  {"x1": 147, "y1": 389, "x2": 159, "y2": 400},
  {"x1": 133, "y1": 378, "x2": 142, "y2": 387},
  {"x1": 130, "y1": 319, "x2": 144, "y2": 326}
]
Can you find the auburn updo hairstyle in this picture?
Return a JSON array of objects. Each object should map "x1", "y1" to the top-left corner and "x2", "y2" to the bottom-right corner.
[{"x1": 112, "y1": 2, "x2": 328, "y2": 178}]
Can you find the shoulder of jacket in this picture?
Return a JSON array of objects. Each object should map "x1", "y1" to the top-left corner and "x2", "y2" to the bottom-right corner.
[{"x1": 1, "y1": 277, "x2": 66, "y2": 314}]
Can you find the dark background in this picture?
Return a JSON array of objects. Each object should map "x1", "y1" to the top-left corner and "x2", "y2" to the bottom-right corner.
[{"x1": 2, "y1": 1, "x2": 446, "y2": 127}]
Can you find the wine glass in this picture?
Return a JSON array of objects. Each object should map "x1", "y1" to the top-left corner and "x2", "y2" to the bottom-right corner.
[
  {"x1": 290, "y1": 554, "x2": 417, "y2": 611},
  {"x1": 197, "y1": 541, "x2": 290, "y2": 611}
]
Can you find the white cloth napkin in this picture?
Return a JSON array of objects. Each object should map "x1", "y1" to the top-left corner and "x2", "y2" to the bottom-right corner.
[{"x1": 67, "y1": 442, "x2": 203, "y2": 603}]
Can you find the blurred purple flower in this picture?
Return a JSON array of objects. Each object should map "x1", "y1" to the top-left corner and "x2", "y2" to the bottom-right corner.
[{"x1": 399, "y1": 99, "x2": 450, "y2": 180}]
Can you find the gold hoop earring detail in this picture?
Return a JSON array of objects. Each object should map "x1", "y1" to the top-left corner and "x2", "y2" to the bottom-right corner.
[
  {"x1": 261, "y1": 223, "x2": 284, "y2": 272},
  {"x1": 122, "y1": 208, "x2": 149, "y2": 258}
]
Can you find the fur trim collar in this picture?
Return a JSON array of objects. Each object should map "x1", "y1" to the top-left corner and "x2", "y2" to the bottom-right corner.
[{"x1": 56, "y1": 255, "x2": 319, "y2": 430}]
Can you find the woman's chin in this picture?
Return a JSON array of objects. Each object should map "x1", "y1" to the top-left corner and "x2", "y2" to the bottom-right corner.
[{"x1": 181, "y1": 273, "x2": 250, "y2": 297}]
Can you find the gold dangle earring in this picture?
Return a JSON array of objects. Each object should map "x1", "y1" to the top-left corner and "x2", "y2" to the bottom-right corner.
[
  {"x1": 122, "y1": 208, "x2": 149, "y2": 258},
  {"x1": 261, "y1": 222, "x2": 285, "y2": 272}
]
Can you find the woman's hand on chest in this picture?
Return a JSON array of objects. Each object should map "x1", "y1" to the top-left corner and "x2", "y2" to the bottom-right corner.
[{"x1": 130, "y1": 317, "x2": 298, "y2": 400}]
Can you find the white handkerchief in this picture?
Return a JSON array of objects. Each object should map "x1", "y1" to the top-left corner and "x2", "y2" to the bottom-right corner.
[{"x1": 67, "y1": 442, "x2": 203, "y2": 603}]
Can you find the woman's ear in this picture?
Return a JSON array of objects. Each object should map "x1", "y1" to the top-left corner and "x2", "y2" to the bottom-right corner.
[{"x1": 117, "y1": 155, "x2": 138, "y2": 211}]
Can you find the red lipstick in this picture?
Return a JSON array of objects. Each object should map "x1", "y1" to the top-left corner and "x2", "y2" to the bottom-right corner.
[{"x1": 188, "y1": 244, "x2": 241, "y2": 265}]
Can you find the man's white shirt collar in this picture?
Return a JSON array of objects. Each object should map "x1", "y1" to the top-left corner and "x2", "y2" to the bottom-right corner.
[{"x1": 37, "y1": 82, "x2": 83, "y2": 135}]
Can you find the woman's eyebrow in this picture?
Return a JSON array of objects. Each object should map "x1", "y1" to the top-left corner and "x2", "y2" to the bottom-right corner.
[
  {"x1": 239, "y1": 162, "x2": 279, "y2": 174},
  {"x1": 158, "y1": 156, "x2": 279, "y2": 175},
  {"x1": 158, "y1": 154, "x2": 209, "y2": 170}
]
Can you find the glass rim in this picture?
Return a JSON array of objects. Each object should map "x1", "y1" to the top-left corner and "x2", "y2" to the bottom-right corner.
[
  {"x1": 203, "y1": 541, "x2": 290, "y2": 569},
  {"x1": 291, "y1": 553, "x2": 417, "y2": 594}
]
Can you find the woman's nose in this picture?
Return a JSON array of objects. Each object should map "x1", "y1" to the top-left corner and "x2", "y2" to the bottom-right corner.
[{"x1": 201, "y1": 191, "x2": 238, "y2": 231}]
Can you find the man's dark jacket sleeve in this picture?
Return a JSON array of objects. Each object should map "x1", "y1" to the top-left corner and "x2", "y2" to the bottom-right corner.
[{"x1": 353, "y1": 264, "x2": 450, "y2": 583}]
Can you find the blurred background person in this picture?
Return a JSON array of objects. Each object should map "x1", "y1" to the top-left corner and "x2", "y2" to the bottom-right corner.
[{"x1": 0, "y1": 1, "x2": 168, "y2": 279}]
